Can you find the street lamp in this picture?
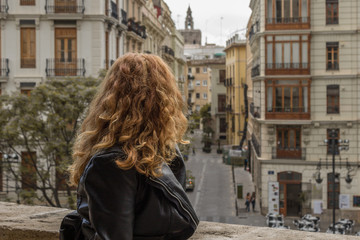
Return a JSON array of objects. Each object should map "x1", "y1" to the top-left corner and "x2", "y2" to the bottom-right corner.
[{"x1": 322, "y1": 129, "x2": 349, "y2": 234}]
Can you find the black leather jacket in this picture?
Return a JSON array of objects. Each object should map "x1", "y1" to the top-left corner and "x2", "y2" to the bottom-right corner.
[{"x1": 77, "y1": 145, "x2": 199, "y2": 240}]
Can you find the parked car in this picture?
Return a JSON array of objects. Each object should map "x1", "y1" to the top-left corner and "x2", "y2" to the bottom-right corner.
[{"x1": 185, "y1": 170, "x2": 195, "y2": 191}]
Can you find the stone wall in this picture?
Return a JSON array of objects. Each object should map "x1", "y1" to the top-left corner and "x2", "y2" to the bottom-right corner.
[{"x1": 0, "y1": 202, "x2": 359, "y2": 240}]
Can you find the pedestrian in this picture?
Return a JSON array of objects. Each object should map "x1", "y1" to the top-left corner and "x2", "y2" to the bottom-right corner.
[
  {"x1": 251, "y1": 192, "x2": 256, "y2": 212},
  {"x1": 66, "y1": 53, "x2": 198, "y2": 240},
  {"x1": 193, "y1": 147, "x2": 196, "y2": 155},
  {"x1": 245, "y1": 192, "x2": 251, "y2": 212},
  {"x1": 244, "y1": 158, "x2": 248, "y2": 170}
]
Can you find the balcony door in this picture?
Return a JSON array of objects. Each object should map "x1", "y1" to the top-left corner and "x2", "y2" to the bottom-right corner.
[
  {"x1": 55, "y1": 28, "x2": 77, "y2": 76},
  {"x1": 55, "y1": 0, "x2": 77, "y2": 13},
  {"x1": 278, "y1": 171, "x2": 302, "y2": 216},
  {"x1": 276, "y1": 126, "x2": 301, "y2": 159}
]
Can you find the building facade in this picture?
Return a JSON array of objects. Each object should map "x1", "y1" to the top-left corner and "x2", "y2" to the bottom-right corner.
[
  {"x1": 224, "y1": 35, "x2": 247, "y2": 147},
  {"x1": 248, "y1": 0, "x2": 360, "y2": 220}
]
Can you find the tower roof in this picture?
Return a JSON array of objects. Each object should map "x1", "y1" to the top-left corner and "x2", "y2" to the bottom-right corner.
[{"x1": 185, "y1": 5, "x2": 194, "y2": 30}]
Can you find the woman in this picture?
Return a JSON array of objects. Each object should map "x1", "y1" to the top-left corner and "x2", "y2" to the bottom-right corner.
[
  {"x1": 245, "y1": 192, "x2": 251, "y2": 212},
  {"x1": 69, "y1": 53, "x2": 198, "y2": 240},
  {"x1": 251, "y1": 192, "x2": 256, "y2": 212}
]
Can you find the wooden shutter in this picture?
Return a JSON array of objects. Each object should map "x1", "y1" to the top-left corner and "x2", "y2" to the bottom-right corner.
[
  {"x1": 21, "y1": 28, "x2": 36, "y2": 68},
  {"x1": 55, "y1": 28, "x2": 77, "y2": 76}
]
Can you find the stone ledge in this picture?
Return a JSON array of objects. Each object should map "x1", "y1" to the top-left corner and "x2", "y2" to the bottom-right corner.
[{"x1": 0, "y1": 201, "x2": 359, "y2": 240}]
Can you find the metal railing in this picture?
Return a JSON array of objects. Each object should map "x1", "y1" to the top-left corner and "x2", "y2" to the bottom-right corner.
[
  {"x1": 327, "y1": 62, "x2": 339, "y2": 70},
  {"x1": 266, "y1": 62, "x2": 308, "y2": 69},
  {"x1": 127, "y1": 18, "x2": 146, "y2": 39},
  {"x1": 45, "y1": 0, "x2": 85, "y2": 14},
  {"x1": 0, "y1": 58, "x2": 10, "y2": 77},
  {"x1": 0, "y1": 0, "x2": 9, "y2": 13},
  {"x1": 249, "y1": 102, "x2": 260, "y2": 118},
  {"x1": 266, "y1": 17, "x2": 310, "y2": 24},
  {"x1": 272, "y1": 147, "x2": 306, "y2": 160},
  {"x1": 121, "y1": 9, "x2": 127, "y2": 25},
  {"x1": 226, "y1": 104, "x2": 232, "y2": 112},
  {"x1": 109, "y1": 1, "x2": 118, "y2": 19},
  {"x1": 251, "y1": 133, "x2": 261, "y2": 157},
  {"x1": 161, "y1": 45, "x2": 174, "y2": 57},
  {"x1": 45, "y1": 58, "x2": 85, "y2": 77},
  {"x1": 326, "y1": 17, "x2": 338, "y2": 25},
  {"x1": 249, "y1": 21, "x2": 259, "y2": 41},
  {"x1": 251, "y1": 65, "x2": 260, "y2": 77},
  {"x1": 224, "y1": 77, "x2": 233, "y2": 87}
]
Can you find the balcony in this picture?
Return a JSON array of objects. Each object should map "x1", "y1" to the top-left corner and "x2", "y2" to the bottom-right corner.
[
  {"x1": 0, "y1": 0, "x2": 8, "y2": 16},
  {"x1": 266, "y1": 17, "x2": 310, "y2": 30},
  {"x1": 127, "y1": 18, "x2": 147, "y2": 39},
  {"x1": 224, "y1": 78, "x2": 233, "y2": 87},
  {"x1": 266, "y1": 107, "x2": 310, "y2": 120},
  {"x1": 161, "y1": 45, "x2": 175, "y2": 60},
  {"x1": 251, "y1": 133, "x2": 261, "y2": 157},
  {"x1": 249, "y1": 102, "x2": 260, "y2": 119},
  {"x1": 45, "y1": 58, "x2": 85, "y2": 77},
  {"x1": 188, "y1": 84, "x2": 194, "y2": 91},
  {"x1": 248, "y1": 21, "x2": 259, "y2": 42},
  {"x1": 251, "y1": 65, "x2": 260, "y2": 78},
  {"x1": 121, "y1": 9, "x2": 127, "y2": 25},
  {"x1": 272, "y1": 147, "x2": 306, "y2": 160},
  {"x1": 226, "y1": 104, "x2": 232, "y2": 112},
  {"x1": 266, "y1": 62, "x2": 309, "y2": 75},
  {"x1": 45, "y1": 0, "x2": 85, "y2": 14},
  {"x1": 188, "y1": 74, "x2": 195, "y2": 80},
  {"x1": 110, "y1": 1, "x2": 118, "y2": 19},
  {"x1": 0, "y1": 58, "x2": 9, "y2": 77}
]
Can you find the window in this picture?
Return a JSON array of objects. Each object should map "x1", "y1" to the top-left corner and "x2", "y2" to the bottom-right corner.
[
  {"x1": 327, "y1": 129, "x2": 339, "y2": 155},
  {"x1": 266, "y1": 80, "x2": 309, "y2": 114},
  {"x1": 20, "y1": 0, "x2": 35, "y2": 5},
  {"x1": 203, "y1": 93, "x2": 207, "y2": 99},
  {"x1": 266, "y1": 0, "x2": 309, "y2": 24},
  {"x1": 202, "y1": 80, "x2": 207, "y2": 86},
  {"x1": 195, "y1": 80, "x2": 200, "y2": 86},
  {"x1": 196, "y1": 68, "x2": 200, "y2": 74},
  {"x1": 327, "y1": 85, "x2": 339, "y2": 114},
  {"x1": 231, "y1": 116, "x2": 235, "y2": 132},
  {"x1": 266, "y1": 35, "x2": 309, "y2": 70},
  {"x1": 276, "y1": 126, "x2": 302, "y2": 159},
  {"x1": 20, "y1": 82, "x2": 36, "y2": 96},
  {"x1": 188, "y1": 67, "x2": 192, "y2": 74},
  {"x1": 116, "y1": 36, "x2": 119, "y2": 58},
  {"x1": 327, "y1": 172, "x2": 340, "y2": 209},
  {"x1": 55, "y1": 28, "x2": 77, "y2": 76},
  {"x1": 219, "y1": 69, "x2": 225, "y2": 83},
  {"x1": 218, "y1": 94, "x2": 226, "y2": 112},
  {"x1": 326, "y1": 0, "x2": 338, "y2": 24},
  {"x1": 196, "y1": 93, "x2": 200, "y2": 99},
  {"x1": 21, "y1": 27, "x2": 36, "y2": 68},
  {"x1": 219, "y1": 118, "x2": 226, "y2": 133},
  {"x1": 21, "y1": 152, "x2": 37, "y2": 190},
  {"x1": 195, "y1": 105, "x2": 200, "y2": 111},
  {"x1": 327, "y1": 42, "x2": 339, "y2": 70},
  {"x1": 203, "y1": 67, "x2": 207, "y2": 73},
  {"x1": 188, "y1": 93, "x2": 191, "y2": 98}
]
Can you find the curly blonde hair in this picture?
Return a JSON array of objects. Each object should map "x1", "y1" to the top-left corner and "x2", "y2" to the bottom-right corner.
[{"x1": 69, "y1": 53, "x2": 188, "y2": 185}]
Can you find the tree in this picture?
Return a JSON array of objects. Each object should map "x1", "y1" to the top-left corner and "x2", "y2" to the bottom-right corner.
[
  {"x1": 0, "y1": 77, "x2": 100, "y2": 207},
  {"x1": 199, "y1": 103, "x2": 214, "y2": 153}
]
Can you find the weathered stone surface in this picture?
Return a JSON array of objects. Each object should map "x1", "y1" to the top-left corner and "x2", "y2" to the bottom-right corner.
[{"x1": 0, "y1": 201, "x2": 359, "y2": 240}]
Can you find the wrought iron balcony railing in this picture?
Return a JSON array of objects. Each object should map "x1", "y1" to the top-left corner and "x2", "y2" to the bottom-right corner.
[
  {"x1": 249, "y1": 102, "x2": 260, "y2": 118},
  {"x1": 45, "y1": 58, "x2": 85, "y2": 77},
  {"x1": 251, "y1": 133, "x2": 261, "y2": 157},
  {"x1": 106, "y1": 1, "x2": 118, "y2": 19},
  {"x1": 127, "y1": 18, "x2": 147, "y2": 39},
  {"x1": 272, "y1": 147, "x2": 306, "y2": 160},
  {"x1": 121, "y1": 9, "x2": 127, "y2": 25},
  {"x1": 161, "y1": 45, "x2": 174, "y2": 57},
  {"x1": 249, "y1": 21, "x2": 259, "y2": 41},
  {"x1": 0, "y1": 0, "x2": 9, "y2": 13},
  {"x1": 266, "y1": 17, "x2": 310, "y2": 24},
  {"x1": 251, "y1": 65, "x2": 260, "y2": 77},
  {"x1": 266, "y1": 62, "x2": 308, "y2": 70},
  {"x1": 45, "y1": 0, "x2": 85, "y2": 14},
  {"x1": 0, "y1": 58, "x2": 10, "y2": 77}
]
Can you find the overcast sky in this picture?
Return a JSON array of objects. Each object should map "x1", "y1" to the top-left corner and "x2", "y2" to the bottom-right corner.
[{"x1": 164, "y1": 0, "x2": 252, "y2": 47}]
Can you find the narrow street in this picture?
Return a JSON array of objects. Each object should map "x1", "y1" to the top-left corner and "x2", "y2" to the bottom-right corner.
[{"x1": 184, "y1": 130, "x2": 265, "y2": 225}]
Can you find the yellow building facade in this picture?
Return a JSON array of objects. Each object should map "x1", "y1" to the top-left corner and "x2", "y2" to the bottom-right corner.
[{"x1": 224, "y1": 36, "x2": 247, "y2": 146}]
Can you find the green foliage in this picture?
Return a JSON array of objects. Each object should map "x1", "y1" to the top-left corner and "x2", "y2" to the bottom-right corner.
[
  {"x1": 199, "y1": 104, "x2": 214, "y2": 152},
  {"x1": 0, "y1": 77, "x2": 100, "y2": 207}
]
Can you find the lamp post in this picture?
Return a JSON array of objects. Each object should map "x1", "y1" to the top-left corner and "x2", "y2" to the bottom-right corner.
[{"x1": 322, "y1": 129, "x2": 349, "y2": 234}]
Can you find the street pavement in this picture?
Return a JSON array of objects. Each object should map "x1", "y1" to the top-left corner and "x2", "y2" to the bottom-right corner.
[{"x1": 184, "y1": 129, "x2": 266, "y2": 227}]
